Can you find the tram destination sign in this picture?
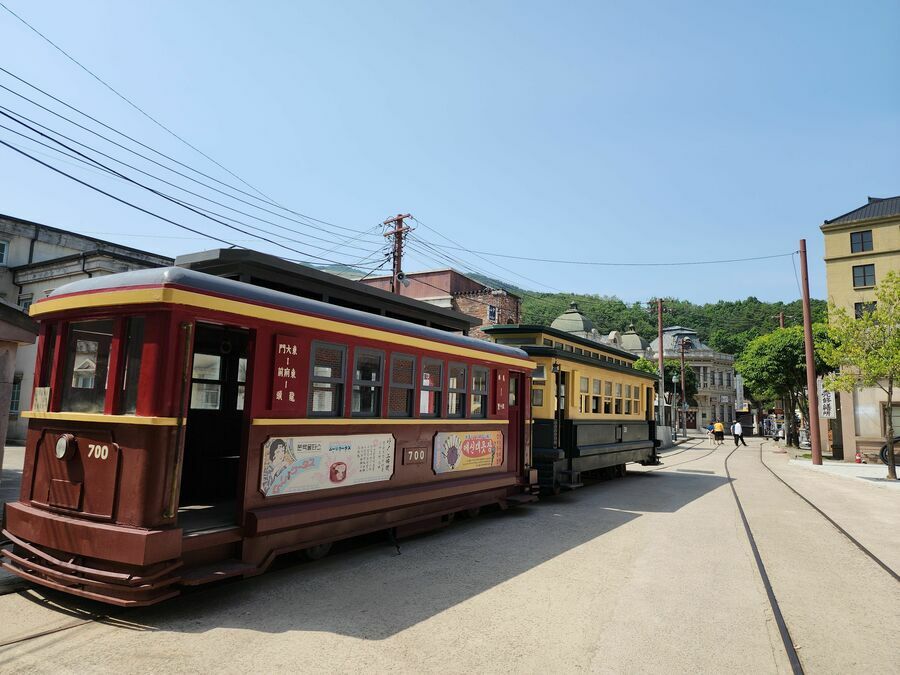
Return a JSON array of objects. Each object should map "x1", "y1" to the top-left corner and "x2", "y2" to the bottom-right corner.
[
  {"x1": 260, "y1": 433, "x2": 395, "y2": 496},
  {"x1": 272, "y1": 335, "x2": 302, "y2": 410}
]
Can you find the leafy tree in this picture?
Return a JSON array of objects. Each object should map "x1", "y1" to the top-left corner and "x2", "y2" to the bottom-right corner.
[
  {"x1": 736, "y1": 325, "x2": 832, "y2": 446},
  {"x1": 823, "y1": 272, "x2": 900, "y2": 480}
]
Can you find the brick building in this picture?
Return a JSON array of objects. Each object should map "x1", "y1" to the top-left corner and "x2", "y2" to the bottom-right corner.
[{"x1": 359, "y1": 268, "x2": 521, "y2": 339}]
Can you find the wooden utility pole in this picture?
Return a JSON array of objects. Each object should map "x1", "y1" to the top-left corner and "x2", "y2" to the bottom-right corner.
[
  {"x1": 383, "y1": 214, "x2": 412, "y2": 294},
  {"x1": 779, "y1": 311, "x2": 785, "y2": 328},
  {"x1": 799, "y1": 239, "x2": 822, "y2": 465},
  {"x1": 657, "y1": 298, "x2": 665, "y2": 427}
]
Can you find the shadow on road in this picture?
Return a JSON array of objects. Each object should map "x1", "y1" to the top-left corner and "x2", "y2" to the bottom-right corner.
[{"x1": 16, "y1": 470, "x2": 729, "y2": 640}]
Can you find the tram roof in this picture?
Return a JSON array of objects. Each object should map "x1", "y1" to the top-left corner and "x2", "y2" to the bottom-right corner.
[{"x1": 37, "y1": 267, "x2": 530, "y2": 363}]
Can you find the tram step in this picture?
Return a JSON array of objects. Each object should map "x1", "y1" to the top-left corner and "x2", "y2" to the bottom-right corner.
[
  {"x1": 504, "y1": 493, "x2": 538, "y2": 505},
  {"x1": 559, "y1": 482, "x2": 584, "y2": 490},
  {"x1": 179, "y1": 559, "x2": 257, "y2": 586}
]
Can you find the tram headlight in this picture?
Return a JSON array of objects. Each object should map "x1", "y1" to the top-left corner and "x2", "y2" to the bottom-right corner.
[{"x1": 55, "y1": 434, "x2": 75, "y2": 461}]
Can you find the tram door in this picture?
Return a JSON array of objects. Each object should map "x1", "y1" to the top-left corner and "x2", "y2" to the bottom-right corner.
[
  {"x1": 507, "y1": 373, "x2": 522, "y2": 473},
  {"x1": 179, "y1": 324, "x2": 250, "y2": 528}
]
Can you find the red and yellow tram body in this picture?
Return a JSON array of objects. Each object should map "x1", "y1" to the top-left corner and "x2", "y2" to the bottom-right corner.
[{"x1": 1, "y1": 268, "x2": 536, "y2": 606}]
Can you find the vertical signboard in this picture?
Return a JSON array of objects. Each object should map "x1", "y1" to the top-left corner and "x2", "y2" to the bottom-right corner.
[
  {"x1": 817, "y1": 376, "x2": 836, "y2": 420},
  {"x1": 272, "y1": 335, "x2": 302, "y2": 410}
]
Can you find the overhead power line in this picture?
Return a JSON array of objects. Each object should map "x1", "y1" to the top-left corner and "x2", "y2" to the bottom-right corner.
[
  {"x1": 0, "y1": 66, "x2": 384, "y2": 241},
  {"x1": 0, "y1": 1, "x2": 276, "y2": 203}
]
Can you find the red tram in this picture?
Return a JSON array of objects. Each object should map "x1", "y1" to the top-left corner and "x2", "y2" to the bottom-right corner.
[{"x1": 1, "y1": 268, "x2": 536, "y2": 606}]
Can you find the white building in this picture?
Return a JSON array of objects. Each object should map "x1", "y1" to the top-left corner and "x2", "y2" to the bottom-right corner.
[{"x1": 0, "y1": 214, "x2": 171, "y2": 441}]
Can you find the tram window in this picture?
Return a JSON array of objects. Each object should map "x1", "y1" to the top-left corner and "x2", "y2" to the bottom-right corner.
[
  {"x1": 615, "y1": 383, "x2": 623, "y2": 414},
  {"x1": 575, "y1": 348, "x2": 583, "y2": 355},
  {"x1": 532, "y1": 387, "x2": 544, "y2": 407},
  {"x1": 119, "y1": 317, "x2": 145, "y2": 414},
  {"x1": 420, "y1": 359, "x2": 443, "y2": 417},
  {"x1": 448, "y1": 362, "x2": 467, "y2": 418},
  {"x1": 236, "y1": 357, "x2": 247, "y2": 410},
  {"x1": 190, "y1": 353, "x2": 222, "y2": 410},
  {"x1": 579, "y1": 377, "x2": 590, "y2": 413},
  {"x1": 352, "y1": 349, "x2": 384, "y2": 417},
  {"x1": 388, "y1": 354, "x2": 416, "y2": 417},
  {"x1": 633, "y1": 388, "x2": 640, "y2": 415},
  {"x1": 532, "y1": 364, "x2": 545, "y2": 381},
  {"x1": 543, "y1": 338, "x2": 552, "y2": 346},
  {"x1": 309, "y1": 342, "x2": 346, "y2": 416},
  {"x1": 471, "y1": 367, "x2": 488, "y2": 418},
  {"x1": 604, "y1": 381, "x2": 612, "y2": 414},
  {"x1": 38, "y1": 323, "x2": 57, "y2": 388},
  {"x1": 60, "y1": 320, "x2": 114, "y2": 413},
  {"x1": 592, "y1": 379, "x2": 601, "y2": 414}
]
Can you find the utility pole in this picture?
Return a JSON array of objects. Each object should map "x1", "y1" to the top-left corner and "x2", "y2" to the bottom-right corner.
[
  {"x1": 779, "y1": 311, "x2": 785, "y2": 329},
  {"x1": 657, "y1": 298, "x2": 665, "y2": 428},
  {"x1": 383, "y1": 213, "x2": 412, "y2": 294},
  {"x1": 799, "y1": 239, "x2": 822, "y2": 465}
]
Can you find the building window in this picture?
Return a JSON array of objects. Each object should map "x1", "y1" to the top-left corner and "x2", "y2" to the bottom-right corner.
[
  {"x1": 420, "y1": 359, "x2": 443, "y2": 417},
  {"x1": 532, "y1": 364, "x2": 546, "y2": 381},
  {"x1": 351, "y1": 349, "x2": 384, "y2": 417},
  {"x1": 17, "y1": 294, "x2": 32, "y2": 312},
  {"x1": 388, "y1": 354, "x2": 416, "y2": 417},
  {"x1": 614, "y1": 383, "x2": 623, "y2": 414},
  {"x1": 604, "y1": 381, "x2": 612, "y2": 414},
  {"x1": 0, "y1": 240, "x2": 8, "y2": 265},
  {"x1": 852, "y1": 264, "x2": 875, "y2": 288},
  {"x1": 532, "y1": 387, "x2": 544, "y2": 407},
  {"x1": 854, "y1": 302, "x2": 877, "y2": 318},
  {"x1": 850, "y1": 230, "x2": 873, "y2": 253},
  {"x1": 725, "y1": 372, "x2": 731, "y2": 388},
  {"x1": 309, "y1": 342, "x2": 346, "y2": 416},
  {"x1": 447, "y1": 363, "x2": 467, "y2": 417},
  {"x1": 9, "y1": 378, "x2": 21, "y2": 413},
  {"x1": 470, "y1": 367, "x2": 488, "y2": 418}
]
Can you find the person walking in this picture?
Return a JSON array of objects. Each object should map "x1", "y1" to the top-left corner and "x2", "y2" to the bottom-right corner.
[
  {"x1": 733, "y1": 420, "x2": 748, "y2": 447},
  {"x1": 713, "y1": 420, "x2": 725, "y2": 446},
  {"x1": 706, "y1": 423, "x2": 715, "y2": 446}
]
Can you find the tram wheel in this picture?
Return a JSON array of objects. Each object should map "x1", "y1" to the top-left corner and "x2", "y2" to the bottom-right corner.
[
  {"x1": 464, "y1": 506, "x2": 481, "y2": 518},
  {"x1": 302, "y1": 542, "x2": 333, "y2": 561}
]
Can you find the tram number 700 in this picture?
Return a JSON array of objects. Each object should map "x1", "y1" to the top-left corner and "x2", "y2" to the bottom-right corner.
[
  {"x1": 87, "y1": 443, "x2": 110, "y2": 460},
  {"x1": 403, "y1": 447, "x2": 427, "y2": 465}
]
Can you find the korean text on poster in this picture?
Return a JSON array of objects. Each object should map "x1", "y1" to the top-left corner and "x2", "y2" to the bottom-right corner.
[
  {"x1": 433, "y1": 430, "x2": 504, "y2": 474},
  {"x1": 260, "y1": 433, "x2": 395, "y2": 496},
  {"x1": 272, "y1": 335, "x2": 302, "y2": 410}
]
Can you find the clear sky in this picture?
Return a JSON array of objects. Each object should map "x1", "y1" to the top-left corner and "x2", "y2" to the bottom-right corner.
[{"x1": 0, "y1": 1, "x2": 897, "y2": 303}]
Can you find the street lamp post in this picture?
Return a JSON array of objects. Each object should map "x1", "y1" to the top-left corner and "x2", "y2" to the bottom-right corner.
[{"x1": 672, "y1": 373, "x2": 680, "y2": 440}]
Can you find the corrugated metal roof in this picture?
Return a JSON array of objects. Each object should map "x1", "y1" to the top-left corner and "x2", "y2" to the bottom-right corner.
[{"x1": 824, "y1": 196, "x2": 900, "y2": 225}]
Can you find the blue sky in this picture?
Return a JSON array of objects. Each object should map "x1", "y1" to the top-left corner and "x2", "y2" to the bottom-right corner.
[{"x1": 0, "y1": 1, "x2": 897, "y2": 302}]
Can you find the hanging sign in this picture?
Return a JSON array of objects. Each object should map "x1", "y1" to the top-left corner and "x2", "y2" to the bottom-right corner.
[
  {"x1": 817, "y1": 377, "x2": 836, "y2": 420},
  {"x1": 433, "y1": 430, "x2": 504, "y2": 474},
  {"x1": 272, "y1": 335, "x2": 302, "y2": 410},
  {"x1": 260, "y1": 433, "x2": 395, "y2": 496}
]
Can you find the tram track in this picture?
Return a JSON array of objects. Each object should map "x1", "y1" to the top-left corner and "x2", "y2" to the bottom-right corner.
[
  {"x1": 756, "y1": 447, "x2": 898, "y2": 582},
  {"x1": 724, "y1": 445, "x2": 804, "y2": 675},
  {"x1": 642, "y1": 439, "x2": 716, "y2": 473}
]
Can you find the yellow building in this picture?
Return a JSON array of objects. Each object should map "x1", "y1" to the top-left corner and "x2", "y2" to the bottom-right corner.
[{"x1": 820, "y1": 196, "x2": 900, "y2": 460}]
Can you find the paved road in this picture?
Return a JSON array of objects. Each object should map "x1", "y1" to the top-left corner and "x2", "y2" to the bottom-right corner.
[{"x1": 1, "y1": 437, "x2": 897, "y2": 673}]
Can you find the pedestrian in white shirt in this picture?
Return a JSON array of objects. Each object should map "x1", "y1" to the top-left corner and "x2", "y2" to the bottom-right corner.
[{"x1": 733, "y1": 421, "x2": 747, "y2": 447}]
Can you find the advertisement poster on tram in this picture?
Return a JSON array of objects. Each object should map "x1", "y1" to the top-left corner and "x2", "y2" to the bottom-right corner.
[
  {"x1": 433, "y1": 430, "x2": 504, "y2": 474},
  {"x1": 260, "y1": 433, "x2": 395, "y2": 496}
]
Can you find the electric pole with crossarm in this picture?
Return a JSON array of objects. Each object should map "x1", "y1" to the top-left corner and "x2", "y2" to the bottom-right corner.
[{"x1": 382, "y1": 213, "x2": 412, "y2": 294}]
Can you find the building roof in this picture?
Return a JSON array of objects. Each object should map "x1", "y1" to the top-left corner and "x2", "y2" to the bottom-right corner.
[
  {"x1": 550, "y1": 301, "x2": 594, "y2": 334},
  {"x1": 619, "y1": 322, "x2": 650, "y2": 351},
  {"x1": 39, "y1": 267, "x2": 530, "y2": 363},
  {"x1": 823, "y1": 196, "x2": 900, "y2": 225},
  {"x1": 482, "y1": 324, "x2": 639, "y2": 361},
  {"x1": 175, "y1": 248, "x2": 479, "y2": 332},
  {"x1": 649, "y1": 326, "x2": 717, "y2": 353}
]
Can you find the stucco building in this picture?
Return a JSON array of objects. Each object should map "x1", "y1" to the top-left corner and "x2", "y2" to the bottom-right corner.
[
  {"x1": 0, "y1": 214, "x2": 172, "y2": 441},
  {"x1": 820, "y1": 196, "x2": 900, "y2": 461},
  {"x1": 359, "y1": 268, "x2": 521, "y2": 340},
  {"x1": 648, "y1": 326, "x2": 736, "y2": 429}
]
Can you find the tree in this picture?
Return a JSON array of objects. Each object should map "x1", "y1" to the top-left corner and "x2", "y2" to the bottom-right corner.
[
  {"x1": 822, "y1": 272, "x2": 900, "y2": 480},
  {"x1": 736, "y1": 325, "x2": 832, "y2": 447}
]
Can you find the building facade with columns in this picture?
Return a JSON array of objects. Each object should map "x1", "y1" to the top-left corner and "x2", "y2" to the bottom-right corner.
[{"x1": 648, "y1": 326, "x2": 737, "y2": 429}]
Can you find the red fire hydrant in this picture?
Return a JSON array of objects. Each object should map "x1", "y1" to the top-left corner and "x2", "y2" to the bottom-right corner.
[{"x1": 855, "y1": 451, "x2": 863, "y2": 464}]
